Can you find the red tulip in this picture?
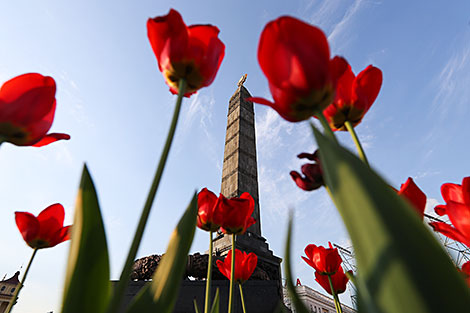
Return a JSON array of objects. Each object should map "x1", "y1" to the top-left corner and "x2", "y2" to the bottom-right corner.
[
  {"x1": 460, "y1": 261, "x2": 470, "y2": 288},
  {"x1": 0, "y1": 73, "x2": 70, "y2": 147},
  {"x1": 216, "y1": 249, "x2": 258, "y2": 284},
  {"x1": 323, "y1": 63, "x2": 382, "y2": 131},
  {"x1": 197, "y1": 188, "x2": 224, "y2": 232},
  {"x1": 430, "y1": 177, "x2": 470, "y2": 248},
  {"x1": 290, "y1": 150, "x2": 323, "y2": 191},
  {"x1": 397, "y1": 177, "x2": 427, "y2": 218},
  {"x1": 314, "y1": 266, "x2": 350, "y2": 295},
  {"x1": 15, "y1": 203, "x2": 71, "y2": 249},
  {"x1": 147, "y1": 9, "x2": 225, "y2": 97},
  {"x1": 249, "y1": 16, "x2": 348, "y2": 122},
  {"x1": 219, "y1": 192, "x2": 256, "y2": 235},
  {"x1": 302, "y1": 242, "x2": 342, "y2": 275}
]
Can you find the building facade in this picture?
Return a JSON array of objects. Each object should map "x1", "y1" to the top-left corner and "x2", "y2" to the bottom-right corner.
[
  {"x1": 0, "y1": 272, "x2": 20, "y2": 313},
  {"x1": 284, "y1": 284, "x2": 356, "y2": 313}
]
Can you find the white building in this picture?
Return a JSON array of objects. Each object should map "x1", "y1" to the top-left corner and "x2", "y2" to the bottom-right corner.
[
  {"x1": 284, "y1": 284, "x2": 356, "y2": 313},
  {"x1": 0, "y1": 272, "x2": 20, "y2": 313}
]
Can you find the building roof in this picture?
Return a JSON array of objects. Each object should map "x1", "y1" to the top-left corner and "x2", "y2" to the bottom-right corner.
[
  {"x1": 1, "y1": 271, "x2": 20, "y2": 285},
  {"x1": 284, "y1": 284, "x2": 357, "y2": 313}
]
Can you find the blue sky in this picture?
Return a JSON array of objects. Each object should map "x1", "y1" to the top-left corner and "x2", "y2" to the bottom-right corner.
[{"x1": 1, "y1": 0, "x2": 470, "y2": 312}]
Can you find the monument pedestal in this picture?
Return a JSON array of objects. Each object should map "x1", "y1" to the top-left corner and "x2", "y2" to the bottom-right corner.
[
  {"x1": 117, "y1": 280, "x2": 284, "y2": 313},
  {"x1": 212, "y1": 231, "x2": 282, "y2": 283}
]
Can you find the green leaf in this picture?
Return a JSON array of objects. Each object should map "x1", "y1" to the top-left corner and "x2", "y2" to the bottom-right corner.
[
  {"x1": 61, "y1": 164, "x2": 110, "y2": 313},
  {"x1": 209, "y1": 288, "x2": 220, "y2": 313},
  {"x1": 284, "y1": 213, "x2": 310, "y2": 313},
  {"x1": 194, "y1": 298, "x2": 201, "y2": 313},
  {"x1": 125, "y1": 193, "x2": 198, "y2": 313},
  {"x1": 312, "y1": 125, "x2": 470, "y2": 313}
]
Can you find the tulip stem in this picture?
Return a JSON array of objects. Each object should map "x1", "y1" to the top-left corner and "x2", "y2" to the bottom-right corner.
[
  {"x1": 6, "y1": 248, "x2": 38, "y2": 313},
  {"x1": 106, "y1": 79, "x2": 187, "y2": 313},
  {"x1": 228, "y1": 234, "x2": 236, "y2": 313},
  {"x1": 344, "y1": 120, "x2": 369, "y2": 167},
  {"x1": 315, "y1": 111, "x2": 338, "y2": 144},
  {"x1": 239, "y1": 283, "x2": 247, "y2": 313},
  {"x1": 327, "y1": 274, "x2": 343, "y2": 313},
  {"x1": 204, "y1": 231, "x2": 214, "y2": 313}
]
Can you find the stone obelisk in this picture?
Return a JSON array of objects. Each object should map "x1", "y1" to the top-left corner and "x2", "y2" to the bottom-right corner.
[
  {"x1": 213, "y1": 76, "x2": 281, "y2": 282},
  {"x1": 220, "y1": 75, "x2": 261, "y2": 236}
]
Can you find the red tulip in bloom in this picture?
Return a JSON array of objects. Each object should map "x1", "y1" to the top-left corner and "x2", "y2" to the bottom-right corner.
[
  {"x1": 147, "y1": 9, "x2": 225, "y2": 97},
  {"x1": 290, "y1": 150, "x2": 323, "y2": 191},
  {"x1": 216, "y1": 249, "x2": 258, "y2": 284},
  {"x1": 314, "y1": 266, "x2": 350, "y2": 295},
  {"x1": 249, "y1": 16, "x2": 348, "y2": 122},
  {"x1": 323, "y1": 62, "x2": 382, "y2": 131},
  {"x1": 15, "y1": 203, "x2": 71, "y2": 249},
  {"x1": 0, "y1": 73, "x2": 70, "y2": 147},
  {"x1": 219, "y1": 192, "x2": 256, "y2": 235},
  {"x1": 302, "y1": 242, "x2": 342, "y2": 275},
  {"x1": 397, "y1": 177, "x2": 427, "y2": 218},
  {"x1": 197, "y1": 188, "x2": 223, "y2": 232},
  {"x1": 430, "y1": 177, "x2": 470, "y2": 248},
  {"x1": 460, "y1": 261, "x2": 470, "y2": 287}
]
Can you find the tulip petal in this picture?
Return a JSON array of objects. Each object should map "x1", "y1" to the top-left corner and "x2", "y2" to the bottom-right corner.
[
  {"x1": 216, "y1": 259, "x2": 229, "y2": 280},
  {"x1": 352, "y1": 65, "x2": 382, "y2": 112},
  {"x1": 0, "y1": 73, "x2": 56, "y2": 124},
  {"x1": 240, "y1": 192, "x2": 255, "y2": 214},
  {"x1": 247, "y1": 97, "x2": 275, "y2": 107},
  {"x1": 445, "y1": 201, "x2": 470, "y2": 240},
  {"x1": 329, "y1": 56, "x2": 350, "y2": 87},
  {"x1": 333, "y1": 62, "x2": 354, "y2": 108},
  {"x1": 37, "y1": 203, "x2": 65, "y2": 240},
  {"x1": 188, "y1": 25, "x2": 220, "y2": 46},
  {"x1": 258, "y1": 16, "x2": 330, "y2": 91},
  {"x1": 147, "y1": 9, "x2": 188, "y2": 71},
  {"x1": 462, "y1": 177, "x2": 470, "y2": 206},
  {"x1": 32, "y1": 132, "x2": 71, "y2": 147},
  {"x1": 199, "y1": 36, "x2": 225, "y2": 87},
  {"x1": 197, "y1": 188, "x2": 222, "y2": 231},
  {"x1": 430, "y1": 221, "x2": 470, "y2": 247},
  {"x1": 297, "y1": 152, "x2": 316, "y2": 161},
  {"x1": 441, "y1": 183, "x2": 464, "y2": 204},
  {"x1": 398, "y1": 177, "x2": 426, "y2": 218},
  {"x1": 242, "y1": 252, "x2": 258, "y2": 282},
  {"x1": 51, "y1": 225, "x2": 71, "y2": 247},
  {"x1": 301, "y1": 255, "x2": 316, "y2": 269},
  {"x1": 434, "y1": 204, "x2": 447, "y2": 216},
  {"x1": 15, "y1": 211, "x2": 39, "y2": 244}
]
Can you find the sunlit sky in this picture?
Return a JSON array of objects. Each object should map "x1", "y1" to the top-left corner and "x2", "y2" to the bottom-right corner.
[{"x1": 1, "y1": 1, "x2": 470, "y2": 312}]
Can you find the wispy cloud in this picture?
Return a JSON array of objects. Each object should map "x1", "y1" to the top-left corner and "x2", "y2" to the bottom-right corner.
[
  {"x1": 422, "y1": 37, "x2": 470, "y2": 157},
  {"x1": 299, "y1": 0, "x2": 374, "y2": 52},
  {"x1": 256, "y1": 109, "x2": 294, "y2": 159},
  {"x1": 431, "y1": 41, "x2": 470, "y2": 120},
  {"x1": 56, "y1": 70, "x2": 94, "y2": 128},
  {"x1": 327, "y1": 0, "x2": 366, "y2": 50},
  {"x1": 180, "y1": 89, "x2": 222, "y2": 171}
]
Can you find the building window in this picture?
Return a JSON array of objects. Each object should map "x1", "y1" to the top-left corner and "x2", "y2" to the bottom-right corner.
[
  {"x1": 10, "y1": 288, "x2": 15, "y2": 293},
  {"x1": 0, "y1": 286, "x2": 5, "y2": 292}
]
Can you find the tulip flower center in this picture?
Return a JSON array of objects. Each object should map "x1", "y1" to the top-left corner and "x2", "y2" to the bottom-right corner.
[
  {"x1": 29, "y1": 238, "x2": 50, "y2": 249},
  {"x1": 329, "y1": 105, "x2": 365, "y2": 131},
  {"x1": 294, "y1": 85, "x2": 334, "y2": 120},
  {"x1": 0, "y1": 122, "x2": 29, "y2": 145},
  {"x1": 164, "y1": 61, "x2": 204, "y2": 94}
]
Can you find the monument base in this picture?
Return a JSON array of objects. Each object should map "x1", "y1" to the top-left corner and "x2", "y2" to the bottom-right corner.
[{"x1": 114, "y1": 279, "x2": 286, "y2": 313}]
